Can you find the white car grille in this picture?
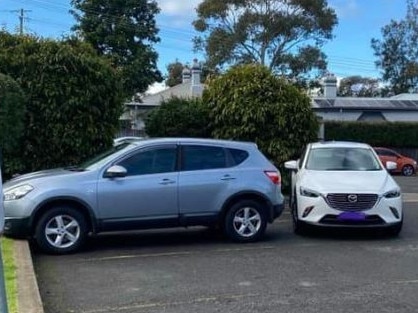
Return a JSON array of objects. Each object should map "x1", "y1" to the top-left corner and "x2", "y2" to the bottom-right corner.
[{"x1": 326, "y1": 193, "x2": 378, "y2": 211}]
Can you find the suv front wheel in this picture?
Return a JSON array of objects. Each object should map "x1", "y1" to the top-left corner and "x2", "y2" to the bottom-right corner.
[
  {"x1": 35, "y1": 206, "x2": 87, "y2": 254},
  {"x1": 224, "y1": 200, "x2": 267, "y2": 242}
]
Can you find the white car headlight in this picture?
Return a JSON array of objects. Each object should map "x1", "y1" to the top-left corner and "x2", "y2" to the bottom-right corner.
[
  {"x1": 4, "y1": 184, "x2": 34, "y2": 201},
  {"x1": 383, "y1": 189, "x2": 401, "y2": 199},
  {"x1": 300, "y1": 187, "x2": 320, "y2": 198}
]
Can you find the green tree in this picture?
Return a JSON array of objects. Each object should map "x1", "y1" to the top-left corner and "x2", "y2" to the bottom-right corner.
[
  {"x1": 165, "y1": 59, "x2": 184, "y2": 87},
  {"x1": 0, "y1": 73, "x2": 26, "y2": 177},
  {"x1": 71, "y1": 0, "x2": 162, "y2": 96},
  {"x1": 165, "y1": 59, "x2": 221, "y2": 87},
  {"x1": 193, "y1": 0, "x2": 337, "y2": 81},
  {"x1": 202, "y1": 64, "x2": 319, "y2": 166},
  {"x1": 371, "y1": 0, "x2": 418, "y2": 94},
  {"x1": 0, "y1": 32, "x2": 124, "y2": 174},
  {"x1": 338, "y1": 76, "x2": 380, "y2": 97},
  {"x1": 145, "y1": 97, "x2": 211, "y2": 138}
]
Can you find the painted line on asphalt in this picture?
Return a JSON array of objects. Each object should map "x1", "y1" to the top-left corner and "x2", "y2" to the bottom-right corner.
[
  {"x1": 392, "y1": 280, "x2": 418, "y2": 284},
  {"x1": 403, "y1": 193, "x2": 418, "y2": 203},
  {"x1": 82, "y1": 245, "x2": 276, "y2": 262},
  {"x1": 75, "y1": 292, "x2": 262, "y2": 313}
]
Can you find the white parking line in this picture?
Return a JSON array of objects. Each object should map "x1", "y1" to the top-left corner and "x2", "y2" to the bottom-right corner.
[
  {"x1": 76, "y1": 292, "x2": 262, "y2": 313},
  {"x1": 392, "y1": 280, "x2": 418, "y2": 284},
  {"x1": 403, "y1": 193, "x2": 418, "y2": 203},
  {"x1": 82, "y1": 245, "x2": 276, "y2": 262}
]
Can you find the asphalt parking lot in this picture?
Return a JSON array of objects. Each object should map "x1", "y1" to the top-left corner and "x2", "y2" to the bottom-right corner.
[{"x1": 33, "y1": 176, "x2": 418, "y2": 313}]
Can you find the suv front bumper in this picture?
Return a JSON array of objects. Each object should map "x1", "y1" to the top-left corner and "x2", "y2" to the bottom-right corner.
[{"x1": 3, "y1": 217, "x2": 31, "y2": 238}]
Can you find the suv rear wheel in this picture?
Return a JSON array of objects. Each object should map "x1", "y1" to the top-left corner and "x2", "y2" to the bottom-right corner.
[
  {"x1": 224, "y1": 200, "x2": 267, "y2": 242},
  {"x1": 35, "y1": 206, "x2": 87, "y2": 254}
]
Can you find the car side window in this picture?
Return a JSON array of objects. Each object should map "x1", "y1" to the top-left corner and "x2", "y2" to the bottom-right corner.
[
  {"x1": 182, "y1": 145, "x2": 227, "y2": 171},
  {"x1": 379, "y1": 149, "x2": 397, "y2": 157},
  {"x1": 227, "y1": 148, "x2": 249, "y2": 166},
  {"x1": 117, "y1": 147, "x2": 177, "y2": 176}
]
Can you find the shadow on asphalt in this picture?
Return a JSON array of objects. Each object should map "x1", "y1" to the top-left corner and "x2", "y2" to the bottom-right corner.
[
  {"x1": 30, "y1": 224, "x2": 402, "y2": 256},
  {"x1": 297, "y1": 227, "x2": 402, "y2": 242}
]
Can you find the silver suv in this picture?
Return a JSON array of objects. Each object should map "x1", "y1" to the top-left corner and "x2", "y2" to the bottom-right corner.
[{"x1": 3, "y1": 138, "x2": 284, "y2": 254}]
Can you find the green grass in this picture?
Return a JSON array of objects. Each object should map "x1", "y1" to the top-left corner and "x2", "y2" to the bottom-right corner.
[{"x1": 1, "y1": 238, "x2": 18, "y2": 313}]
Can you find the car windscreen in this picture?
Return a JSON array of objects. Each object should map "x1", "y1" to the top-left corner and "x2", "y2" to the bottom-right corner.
[
  {"x1": 79, "y1": 143, "x2": 132, "y2": 170},
  {"x1": 305, "y1": 147, "x2": 382, "y2": 171}
]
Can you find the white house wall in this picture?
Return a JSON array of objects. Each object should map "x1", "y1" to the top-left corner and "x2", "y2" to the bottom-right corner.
[
  {"x1": 383, "y1": 112, "x2": 418, "y2": 122},
  {"x1": 315, "y1": 111, "x2": 362, "y2": 121}
]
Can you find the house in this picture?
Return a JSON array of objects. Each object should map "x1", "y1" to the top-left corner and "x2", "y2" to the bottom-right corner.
[
  {"x1": 313, "y1": 74, "x2": 418, "y2": 122},
  {"x1": 119, "y1": 59, "x2": 204, "y2": 136}
]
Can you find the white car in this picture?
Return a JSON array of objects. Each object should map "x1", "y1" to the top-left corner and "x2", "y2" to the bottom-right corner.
[{"x1": 285, "y1": 141, "x2": 403, "y2": 235}]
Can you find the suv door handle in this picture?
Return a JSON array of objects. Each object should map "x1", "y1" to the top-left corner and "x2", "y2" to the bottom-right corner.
[
  {"x1": 221, "y1": 175, "x2": 236, "y2": 181},
  {"x1": 159, "y1": 179, "x2": 176, "y2": 185}
]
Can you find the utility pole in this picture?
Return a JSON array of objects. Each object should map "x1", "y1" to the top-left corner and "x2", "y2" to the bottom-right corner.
[{"x1": 10, "y1": 8, "x2": 31, "y2": 35}]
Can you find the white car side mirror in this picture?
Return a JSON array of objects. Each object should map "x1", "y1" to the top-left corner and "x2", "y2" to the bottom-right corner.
[
  {"x1": 285, "y1": 160, "x2": 298, "y2": 171},
  {"x1": 104, "y1": 165, "x2": 127, "y2": 178},
  {"x1": 386, "y1": 161, "x2": 397, "y2": 171}
]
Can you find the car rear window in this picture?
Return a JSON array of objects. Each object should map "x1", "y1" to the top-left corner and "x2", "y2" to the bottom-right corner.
[
  {"x1": 182, "y1": 145, "x2": 227, "y2": 171},
  {"x1": 228, "y1": 148, "x2": 249, "y2": 166}
]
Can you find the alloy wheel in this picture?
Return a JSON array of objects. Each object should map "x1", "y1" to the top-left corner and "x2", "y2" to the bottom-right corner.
[
  {"x1": 232, "y1": 207, "x2": 262, "y2": 238},
  {"x1": 44, "y1": 214, "x2": 81, "y2": 249}
]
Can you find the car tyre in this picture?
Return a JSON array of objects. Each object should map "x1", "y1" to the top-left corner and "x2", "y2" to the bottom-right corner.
[
  {"x1": 402, "y1": 164, "x2": 415, "y2": 176},
  {"x1": 224, "y1": 200, "x2": 267, "y2": 243},
  {"x1": 291, "y1": 197, "x2": 308, "y2": 235},
  {"x1": 35, "y1": 206, "x2": 87, "y2": 254}
]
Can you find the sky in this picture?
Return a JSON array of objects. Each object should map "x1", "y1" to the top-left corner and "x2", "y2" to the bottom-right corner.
[{"x1": 0, "y1": 0, "x2": 408, "y2": 90}]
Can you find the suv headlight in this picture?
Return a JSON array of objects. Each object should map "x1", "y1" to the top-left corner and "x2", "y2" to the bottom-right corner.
[
  {"x1": 4, "y1": 184, "x2": 34, "y2": 201},
  {"x1": 300, "y1": 187, "x2": 320, "y2": 198},
  {"x1": 384, "y1": 189, "x2": 401, "y2": 199}
]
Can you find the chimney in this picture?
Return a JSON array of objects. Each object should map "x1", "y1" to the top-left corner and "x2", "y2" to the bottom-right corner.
[
  {"x1": 323, "y1": 73, "x2": 337, "y2": 98},
  {"x1": 182, "y1": 65, "x2": 191, "y2": 83},
  {"x1": 190, "y1": 59, "x2": 203, "y2": 97}
]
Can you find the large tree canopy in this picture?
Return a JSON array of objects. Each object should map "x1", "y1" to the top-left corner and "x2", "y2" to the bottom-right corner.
[
  {"x1": 193, "y1": 0, "x2": 337, "y2": 81},
  {"x1": 371, "y1": 0, "x2": 418, "y2": 94},
  {"x1": 71, "y1": 0, "x2": 162, "y2": 97}
]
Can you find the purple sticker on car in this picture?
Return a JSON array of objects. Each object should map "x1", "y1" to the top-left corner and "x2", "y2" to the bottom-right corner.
[{"x1": 337, "y1": 212, "x2": 366, "y2": 221}]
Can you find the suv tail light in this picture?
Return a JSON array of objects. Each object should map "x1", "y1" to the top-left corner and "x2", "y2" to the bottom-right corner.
[{"x1": 264, "y1": 171, "x2": 281, "y2": 185}]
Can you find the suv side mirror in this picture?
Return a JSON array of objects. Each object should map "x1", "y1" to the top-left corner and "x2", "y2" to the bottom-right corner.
[{"x1": 104, "y1": 165, "x2": 127, "y2": 178}]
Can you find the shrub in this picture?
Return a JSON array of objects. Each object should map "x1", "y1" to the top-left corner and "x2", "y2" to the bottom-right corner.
[
  {"x1": 0, "y1": 32, "x2": 124, "y2": 174},
  {"x1": 0, "y1": 73, "x2": 26, "y2": 177},
  {"x1": 203, "y1": 64, "x2": 319, "y2": 166},
  {"x1": 145, "y1": 96, "x2": 211, "y2": 138}
]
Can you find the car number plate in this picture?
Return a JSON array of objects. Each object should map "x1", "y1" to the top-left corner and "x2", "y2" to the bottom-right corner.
[{"x1": 337, "y1": 212, "x2": 366, "y2": 221}]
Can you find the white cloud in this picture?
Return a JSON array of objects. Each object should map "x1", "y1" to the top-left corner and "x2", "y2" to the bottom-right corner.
[
  {"x1": 330, "y1": 0, "x2": 359, "y2": 18},
  {"x1": 157, "y1": 0, "x2": 201, "y2": 16}
]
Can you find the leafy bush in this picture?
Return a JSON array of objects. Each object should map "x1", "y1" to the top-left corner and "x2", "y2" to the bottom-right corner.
[
  {"x1": 203, "y1": 64, "x2": 319, "y2": 166},
  {"x1": 324, "y1": 121, "x2": 418, "y2": 147},
  {"x1": 145, "y1": 96, "x2": 211, "y2": 138},
  {"x1": 0, "y1": 32, "x2": 124, "y2": 175},
  {"x1": 0, "y1": 73, "x2": 26, "y2": 177}
]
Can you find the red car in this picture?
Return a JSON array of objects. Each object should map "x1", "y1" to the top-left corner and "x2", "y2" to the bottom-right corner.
[{"x1": 374, "y1": 147, "x2": 417, "y2": 176}]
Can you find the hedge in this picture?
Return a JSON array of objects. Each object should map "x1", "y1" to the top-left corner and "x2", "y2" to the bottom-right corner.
[{"x1": 324, "y1": 121, "x2": 418, "y2": 148}]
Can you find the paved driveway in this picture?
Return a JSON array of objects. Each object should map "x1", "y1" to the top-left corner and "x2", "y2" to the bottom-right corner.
[{"x1": 33, "y1": 176, "x2": 418, "y2": 313}]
